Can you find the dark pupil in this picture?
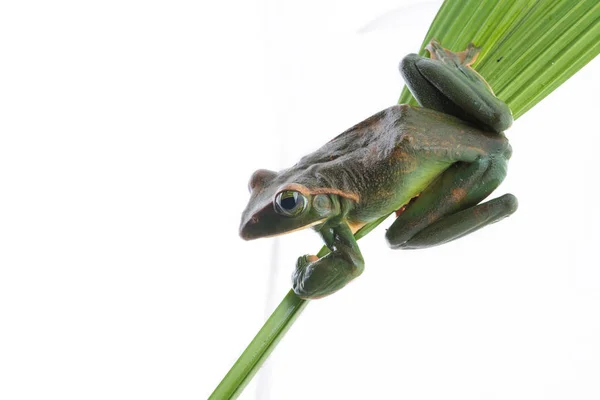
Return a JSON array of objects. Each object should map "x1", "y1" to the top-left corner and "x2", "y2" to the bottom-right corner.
[{"x1": 281, "y1": 194, "x2": 297, "y2": 210}]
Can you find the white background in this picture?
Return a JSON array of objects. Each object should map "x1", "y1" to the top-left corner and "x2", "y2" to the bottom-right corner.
[{"x1": 1, "y1": 1, "x2": 599, "y2": 399}]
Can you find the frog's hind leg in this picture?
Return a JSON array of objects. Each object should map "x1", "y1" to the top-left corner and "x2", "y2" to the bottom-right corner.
[
  {"x1": 399, "y1": 40, "x2": 512, "y2": 133},
  {"x1": 385, "y1": 156, "x2": 517, "y2": 250}
]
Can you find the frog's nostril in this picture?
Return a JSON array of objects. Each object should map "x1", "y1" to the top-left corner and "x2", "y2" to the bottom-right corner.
[{"x1": 251, "y1": 216, "x2": 259, "y2": 224}]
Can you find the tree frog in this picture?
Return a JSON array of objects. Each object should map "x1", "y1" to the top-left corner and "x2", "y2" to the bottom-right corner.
[{"x1": 240, "y1": 40, "x2": 518, "y2": 299}]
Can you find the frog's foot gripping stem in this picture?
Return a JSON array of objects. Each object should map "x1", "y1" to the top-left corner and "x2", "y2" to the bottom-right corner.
[
  {"x1": 386, "y1": 157, "x2": 518, "y2": 250},
  {"x1": 399, "y1": 39, "x2": 512, "y2": 133},
  {"x1": 292, "y1": 223, "x2": 364, "y2": 299}
]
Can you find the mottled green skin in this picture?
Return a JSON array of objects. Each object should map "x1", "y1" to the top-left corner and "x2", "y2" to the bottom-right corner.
[
  {"x1": 307, "y1": 105, "x2": 510, "y2": 227},
  {"x1": 240, "y1": 105, "x2": 508, "y2": 238},
  {"x1": 240, "y1": 40, "x2": 518, "y2": 299}
]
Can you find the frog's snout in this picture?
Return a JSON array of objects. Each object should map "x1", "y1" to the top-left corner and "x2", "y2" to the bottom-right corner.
[{"x1": 239, "y1": 215, "x2": 260, "y2": 241}]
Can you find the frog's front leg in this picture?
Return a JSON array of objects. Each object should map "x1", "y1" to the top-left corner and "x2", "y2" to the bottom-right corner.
[
  {"x1": 386, "y1": 156, "x2": 517, "y2": 249},
  {"x1": 292, "y1": 222, "x2": 364, "y2": 299},
  {"x1": 400, "y1": 40, "x2": 512, "y2": 133}
]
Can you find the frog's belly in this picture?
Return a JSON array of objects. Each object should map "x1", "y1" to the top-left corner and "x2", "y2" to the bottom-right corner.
[{"x1": 348, "y1": 158, "x2": 449, "y2": 229}]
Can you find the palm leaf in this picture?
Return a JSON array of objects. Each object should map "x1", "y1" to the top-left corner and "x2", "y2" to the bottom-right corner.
[{"x1": 399, "y1": 0, "x2": 600, "y2": 118}]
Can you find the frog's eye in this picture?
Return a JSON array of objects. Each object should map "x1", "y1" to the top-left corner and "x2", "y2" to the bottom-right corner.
[{"x1": 274, "y1": 190, "x2": 307, "y2": 217}]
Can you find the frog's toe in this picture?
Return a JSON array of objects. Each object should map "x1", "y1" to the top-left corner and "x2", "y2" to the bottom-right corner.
[
  {"x1": 292, "y1": 253, "x2": 364, "y2": 299},
  {"x1": 294, "y1": 254, "x2": 318, "y2": 271},
  {"x1": 292, "y1": 254, "x2": 319, "y2": 298},
  {"x1": 292, "y1": 256, "x2": 318, "y2": 298},
  {"x1": 292, "y1": 255, "x2": 337, "y2": 299}
]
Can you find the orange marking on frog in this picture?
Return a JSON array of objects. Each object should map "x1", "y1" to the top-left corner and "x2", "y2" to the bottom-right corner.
[
  {"x1": 451, "y1": 188, "x2": 467, "y2": 201},
  {"x1": 347, "y1": 221, "x2": 367, "y2": 234},
  {"x1": 395, "y1": 205, "x2": 407, "y2": 218},
  {"x1": 281, "y1": 183, "x2": 360, "y2": 203},
  {"x1": 395, "y1": 194, "x2": 421, "y2": 217}
]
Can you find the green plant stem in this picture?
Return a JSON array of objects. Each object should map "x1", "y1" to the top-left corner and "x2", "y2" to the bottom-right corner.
[
  {"x1": 210, "y1": 0, "x2": 599, "y2": 398},
  {"x1": 209, "y1": 290, "x2": 308, "y2": 400},
  {"x1": 208, "y1": 244, "x2": 338, "y2": 399}
]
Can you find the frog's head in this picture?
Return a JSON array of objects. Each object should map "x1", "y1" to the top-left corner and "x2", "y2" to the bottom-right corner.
[{"x1": 239, "y1": 169, "x2": 340, "y2": 240}]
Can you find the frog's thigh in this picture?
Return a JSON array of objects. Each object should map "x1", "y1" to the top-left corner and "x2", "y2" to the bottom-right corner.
[{"x1": 386, "y1": 156, "x2": 515, "y2": 249}]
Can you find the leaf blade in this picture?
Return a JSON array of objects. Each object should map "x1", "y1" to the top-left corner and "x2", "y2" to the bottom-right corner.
[{"x1": 399, "y1": 0, "x2": 600, "y2": 119}]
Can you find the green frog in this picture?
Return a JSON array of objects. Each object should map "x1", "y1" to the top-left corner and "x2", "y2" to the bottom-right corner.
[{"x1": 240, "y1": 40, "x2": 518, "y2": 299}]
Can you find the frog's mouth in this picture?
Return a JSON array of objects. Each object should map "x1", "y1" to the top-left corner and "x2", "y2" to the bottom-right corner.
[
  {"x1": 239, "y1": 216, "x2": 327, "y2": 241},
  {"x1": 250, "y1": 218, "x2": 327, "y2": 240}
]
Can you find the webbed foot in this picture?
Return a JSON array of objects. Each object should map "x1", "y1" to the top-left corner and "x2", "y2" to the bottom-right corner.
[
  {"x1": 292, "y1": 223, "x2": 364, "y2": 299},
  {"x1": 292, "y1": 253, "x2": 364, "y2": 299}
]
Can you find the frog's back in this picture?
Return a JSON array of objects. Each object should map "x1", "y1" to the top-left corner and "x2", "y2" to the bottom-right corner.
[{"x1": 291, "y1": 105, "x2": 510, "y2": 223}]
